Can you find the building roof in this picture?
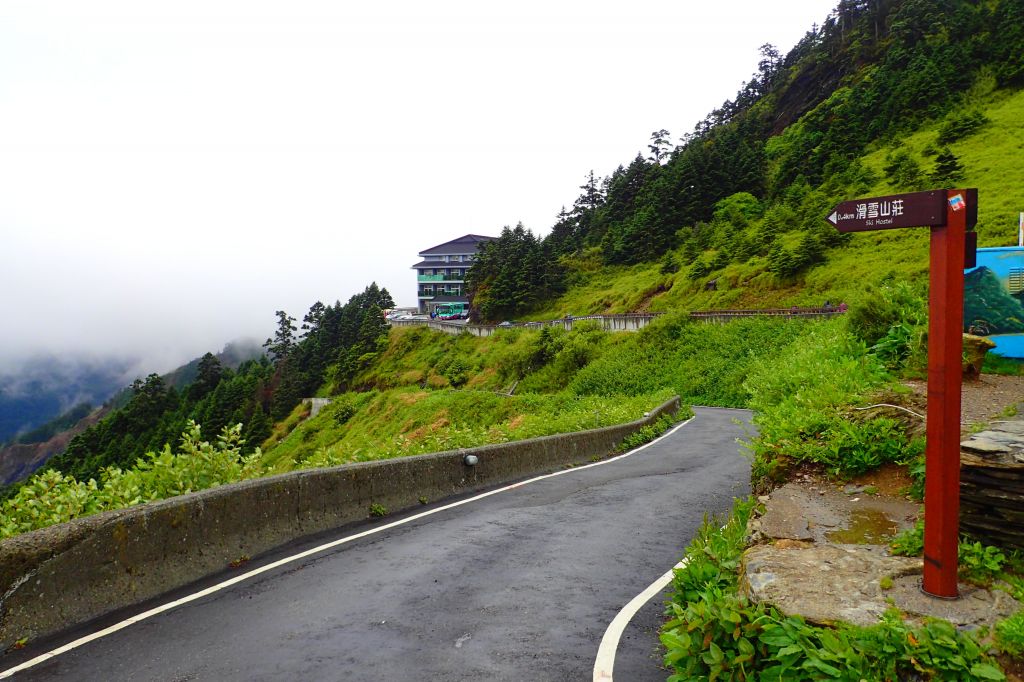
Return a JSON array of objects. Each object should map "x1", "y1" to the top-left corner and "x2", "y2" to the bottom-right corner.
[
  {"x1": 411, "y1": 260, "x2": 472, "y2": 269},
  {"x1": 418, "y1": 234, "x2": 496, "y2": 257}
]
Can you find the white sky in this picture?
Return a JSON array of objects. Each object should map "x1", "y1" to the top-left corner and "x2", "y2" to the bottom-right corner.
[{"x1": 0, "y1": 0, "x2": 837, "y2": 374}]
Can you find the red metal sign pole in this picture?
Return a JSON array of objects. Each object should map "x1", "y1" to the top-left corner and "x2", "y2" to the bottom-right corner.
[{"x1": 922, "y1": 189, "x2": 967, "y2": 598}]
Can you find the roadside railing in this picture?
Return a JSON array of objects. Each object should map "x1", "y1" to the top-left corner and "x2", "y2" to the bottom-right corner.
[
  {"x1": 389, "y1": 313, "x2": 665, "y2": 336},
  {"x1": 389, "y1": 307, "x2": 842, "y2": 335},
  {"x1": 689, "y1": 306, "x2": 846, "y2": 322}
]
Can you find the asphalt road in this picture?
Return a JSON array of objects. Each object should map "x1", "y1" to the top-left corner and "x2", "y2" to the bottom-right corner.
[{"x1": 4, "y1": 407, "x2": 753, "y2": 681}]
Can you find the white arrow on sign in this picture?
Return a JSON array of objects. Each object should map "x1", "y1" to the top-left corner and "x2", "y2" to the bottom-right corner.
[{"x1": 827, "y1": 211, "x2": 838, "y2": 226}]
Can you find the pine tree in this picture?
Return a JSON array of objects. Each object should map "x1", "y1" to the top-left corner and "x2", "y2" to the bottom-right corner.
[
  {"x1": 930, "y1": 148, "x2": 965, "y2": 185},
  {"x1": 264, "y1": 311, "x2": 297, "y2": 365},
  {"x1": 647, "y1": 129, "x2": 672, "y2": 164}
]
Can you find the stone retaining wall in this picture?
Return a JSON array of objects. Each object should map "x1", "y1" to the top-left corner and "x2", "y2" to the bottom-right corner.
[
  {"x1": 0, "y1": 397, "x2": 680, "y2": 650},
  {"x1": 959, "y1": 420, "x2": 1024, "y2": 550}
]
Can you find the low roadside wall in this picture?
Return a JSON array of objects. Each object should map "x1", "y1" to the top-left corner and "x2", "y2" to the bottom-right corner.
[{"x1": 0, "y1": 397, "x2": 680, "y2": 650}]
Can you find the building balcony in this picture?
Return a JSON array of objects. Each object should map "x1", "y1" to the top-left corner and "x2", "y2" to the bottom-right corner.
[
  {"x1": 419, "y1": 290, "x2": 464, "y2": 298},
  {"x1": 418, "y1": 274, "x2": 465, "y2": 282}
]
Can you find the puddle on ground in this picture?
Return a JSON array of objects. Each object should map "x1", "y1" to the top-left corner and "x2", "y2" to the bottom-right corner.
[{"x1": 826, "y1": 508, "x2": 899, "y2": 544}]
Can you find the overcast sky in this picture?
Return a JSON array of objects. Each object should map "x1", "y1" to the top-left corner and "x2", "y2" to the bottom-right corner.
[{"x1": 0, "y1": 0, "x2": 837, "y2": 375}]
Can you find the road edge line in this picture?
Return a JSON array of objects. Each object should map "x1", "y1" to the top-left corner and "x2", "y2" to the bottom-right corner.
[{"x1": 592, "y1": 558, "x2": 687, "y2": 681}]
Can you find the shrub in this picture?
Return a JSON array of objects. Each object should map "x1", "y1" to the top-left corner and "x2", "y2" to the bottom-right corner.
[
  {"x1": 996, "y1": 612, "x2": 1024, "y2": 658},
  {"x1": 819, "y1": 418, "x2": 924, "y2": 478},
  {"x1": 663, "y1": 500, "x2": 1006, "y2": 681},
  {"x1": 744, "y1": 322, "x2": 891, "y2": 486},
  {"x1": 1, "y1": 422, "x2": 261, "y2": 539},
  {"x1": 847, "y1": 293, "x2": 900, "y2": 347}
]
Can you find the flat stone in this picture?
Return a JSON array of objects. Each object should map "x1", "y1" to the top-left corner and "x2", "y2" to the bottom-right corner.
[
  {"x1": 759, "y1": 486, "x2": 819, "y2": 540},
  {"x1": 971, "y1": 430, "x2": 1024, "y2": 447},
  {"x1": 992, "y1": 420, "x2": 1024, "y2": 435},
  {"x1": 961, "y1": 437, "x2": 1012, "y2": 454},
  {"x1": 887, "y1": 576, "x2": 1022, "y2": 629},
  {"x1": 741, "y1": 544, "x2": 921, "y2": 627}
]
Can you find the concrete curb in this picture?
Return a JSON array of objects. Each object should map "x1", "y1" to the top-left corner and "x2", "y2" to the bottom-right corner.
[{"x1": 0, "y1": 397, "x2": 680, "y2": 650}]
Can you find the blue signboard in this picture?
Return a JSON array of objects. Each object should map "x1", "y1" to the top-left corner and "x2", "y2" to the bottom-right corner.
[{"x1": 964, "y1": 246, "x2": 1024, "y2": 358}]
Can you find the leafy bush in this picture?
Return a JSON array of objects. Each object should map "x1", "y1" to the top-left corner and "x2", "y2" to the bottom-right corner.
[
  {"x1": 743, "y1": 322, "x2": 891, "y2": 486},
  {"x1": 891, "y1": 519, "x2": 925, "y2": 557},
  {"x1": 996, "y1": 611, "x2": 1024, "y2": 658},
  {"x1": 959, "y1": 541, "x2": 1007, "y2": 585},
  {"x1": 663, "y1": 500, "x2": 1006, "y2": 681},
  {"x1": 619, "y1": 412, "x2": 691, "y2": 451},
  {"x1": 819, "y1": 418, "x2": 924, "y2": 478},
  {"x1": 1, "y1": 422, "x2": 261, "y2": 539},
  {"x1": 892, "y1": 525, "x2": 1008, "y2": 585},
  {"x1": 871, "y1": 322, "x2": 916, "y2": 369}
]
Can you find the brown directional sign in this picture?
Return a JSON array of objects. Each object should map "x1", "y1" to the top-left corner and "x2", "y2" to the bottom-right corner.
[{"x1": 825, "y1": 190, "x2": 947, "y2": 232}]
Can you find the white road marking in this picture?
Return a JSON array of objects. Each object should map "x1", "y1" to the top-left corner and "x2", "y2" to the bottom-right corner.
[
  {"x1": 592, "y1": 559, "x2": 688, "y2": 681},
  {"x1": 1, "y1": 414, "x2": 697, "y2": 679}
]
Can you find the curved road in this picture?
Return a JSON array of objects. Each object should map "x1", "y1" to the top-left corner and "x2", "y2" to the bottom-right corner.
[{"x1": 3, "y1": 407, "x2": 752, "y2": 681}]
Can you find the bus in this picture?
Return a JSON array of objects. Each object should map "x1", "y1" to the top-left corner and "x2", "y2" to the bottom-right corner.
[{"x1": 435, "y1": 303, "x2": 469, "y2": 320}]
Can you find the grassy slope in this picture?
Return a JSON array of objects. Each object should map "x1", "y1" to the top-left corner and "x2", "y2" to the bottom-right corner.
[
  {"x1": 258, "y1": 314, "x2": 821, "y2": 473},
  {"x1": 526, "y1": 87, "x2": 1024, "y2": 320},
  {"x1": 258, "y1": 387, "x2": 671, "y2": 474}
]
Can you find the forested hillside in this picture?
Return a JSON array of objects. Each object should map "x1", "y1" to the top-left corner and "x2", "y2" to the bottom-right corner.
[
  {"x1": 467, "y1": 0, "x2": 1024, "y2": 321},
  {"x1": 21, "y1": 283, "x2": 393, "y2": 486}
]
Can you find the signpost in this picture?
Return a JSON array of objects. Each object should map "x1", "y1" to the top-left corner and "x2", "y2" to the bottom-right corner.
[
  {"x1": 825, "y1": 190, "x2": 948, "y2": 233},
  {"x1": 827, "y1": 188, "x2": 978, "y2": 599}
]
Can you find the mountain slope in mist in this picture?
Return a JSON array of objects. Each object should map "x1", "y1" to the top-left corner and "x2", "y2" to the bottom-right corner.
[{"x1": 0, "y1": 356, "x2": 136, "y2": 444}]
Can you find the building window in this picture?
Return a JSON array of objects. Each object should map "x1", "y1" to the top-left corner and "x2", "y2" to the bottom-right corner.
[{"x1": 1011, "y1": 268, "x2": 1023, "y2": 295}]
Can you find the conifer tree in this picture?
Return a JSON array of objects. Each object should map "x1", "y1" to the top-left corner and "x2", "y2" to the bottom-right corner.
[
  {"x1": 264, "y1": 311, "x2": 297, "y2": 365},
  {"x1": 930, "y1": 148, "x2": 965, "y2": 185}
]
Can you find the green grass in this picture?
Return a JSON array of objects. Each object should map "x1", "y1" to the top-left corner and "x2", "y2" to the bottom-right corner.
[
  {"x1": 858, "y1": 84, "x2": 1024, "y2": 247},
  {"x1": 525, "y1": 250, "x2": 671, "y2": 320},
  {"x1": 263, "y1": 313, "x2": 829, "y2": 474},
  {"x1": 259, "y1": 387, "x2": 673, "y2": 473}
]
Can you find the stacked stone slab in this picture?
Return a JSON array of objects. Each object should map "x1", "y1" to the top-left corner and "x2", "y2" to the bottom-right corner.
[{"x1": 960, "y1": 420, "x2": 1024, "y2": 550}]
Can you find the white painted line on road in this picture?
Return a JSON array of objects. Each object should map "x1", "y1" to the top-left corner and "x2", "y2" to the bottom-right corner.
[
  {"x1": 1, "y1": 414, "x2": 697, "y2": 679},
  {"x1": 592, "y1": 558, "x2": 688, "y2": 681}
]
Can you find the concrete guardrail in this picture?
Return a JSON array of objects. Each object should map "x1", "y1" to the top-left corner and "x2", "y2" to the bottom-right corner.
[{"x1": 0, "y1": 396, "x2": 681, "y2": 650}]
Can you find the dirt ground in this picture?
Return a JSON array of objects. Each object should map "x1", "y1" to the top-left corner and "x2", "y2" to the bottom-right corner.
[{"x1": 903, "y1": 374, "x2": 1024, "y2": 433}]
